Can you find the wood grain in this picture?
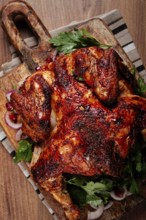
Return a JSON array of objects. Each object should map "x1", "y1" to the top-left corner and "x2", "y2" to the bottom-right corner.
[{"x1": 0, "y1": 1, "x2": 146, "y2": 220}]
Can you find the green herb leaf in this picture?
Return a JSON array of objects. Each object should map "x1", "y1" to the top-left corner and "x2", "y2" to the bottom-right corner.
[
  {"x1": 76, "y1": 76, "x2": 84, "y2": 82},
  {"x1": 66, "y1": 176, "x2": 87, "y2": 187},
  {"x1": 67, "y1": 184, "x2": 87, "y2": 207},
  {"x1": 49, "y1": 29, "x2": 111, "y2": 54},
  {"x1": 131, "y1": 65, "x2": 137, "y2": 77},
  {"x1": 136, "y1": 152, "x2": 142, "y2": 172},
  {"x1": 86, "y1": 194, "x2": 103, "y2": 206},
  {"x1": 129, "y1": 178, "x2": 139, "y2": 194},
  {"x1": 13, "y1": 140, "x2": 33, "y2": 163},
  {"x1": 137, "y1": 77, "x2": 146, "y2": 93},
  {"x1": 66, "y1": 176, "x2": 113, "y2": 206},
  {"x1": 131, "y1": 65, "x2": 146, "y2": 94},
  {"x1": 121, "y1": 138, "x2": 146, "y2": 194},
  {"x1": 141, "y1": 160, "x2": 146, "y2": 179},
  {"x1": 82, "y1": 181, "x2": 111, "y2": 195}
]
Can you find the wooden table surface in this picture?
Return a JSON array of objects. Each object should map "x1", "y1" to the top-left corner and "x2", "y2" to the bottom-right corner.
[{"x1": 0, "y1": 0, "x2": 146, "y2": 220}]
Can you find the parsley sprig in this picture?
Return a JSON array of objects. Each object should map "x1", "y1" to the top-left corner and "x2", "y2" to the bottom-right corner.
[
  {"x1": 122, "y1": 139, "x2": 146, "y2": 193},
  {"x1": 66, "y1": 175, "x2": 113, "y2": 207},
  {"x1": 65, "y1": 139, "x2": 146, "y2": 207},
  {"x1": 13, "y1": 140, "x2": 33, "y2": 163},
  {"x1": 131, "y1": 65, "x2": 146, "y2": 94},
  {"x1": 49, "y1": 29, "x2": 111, "y2": 54}
]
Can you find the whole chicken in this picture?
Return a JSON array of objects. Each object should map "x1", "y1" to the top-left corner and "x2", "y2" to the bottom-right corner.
[{"x1": 11, "y1": 46, "x2": 146, "y2": 220}]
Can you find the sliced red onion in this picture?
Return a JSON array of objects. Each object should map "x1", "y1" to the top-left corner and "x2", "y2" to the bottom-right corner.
[
  {"x1": 110, "y1": 187, "x2": 127, "y2": 201},
  {"x1": 90, "y1": 204, "x2": 99, "y2": 210},
  {"x1": 126, "y1": 190, "x2": 133, "y2": 196},
  {"x1": 15, "y1": 129, "x2": 23, "y2": 141},
  {"x1": 5, "y1": 111, "x2": 22, "y2": 129},
  {"x1": 104, "y1": 201, "x2": 113, "y2": 210},
  {"x1": 6, "y1": 90, "x2": 14, "y2": 102},
  {"x1": 15, "y1": 129, "x2": 28, "y2": 141},
  {"x1": 21, "y1": 133, "x2": 28, "y2": 140},
  {"x1": 87, "y1": 205, "x2": 104, "y2": 220},
  {"x1": 6, "y1": 102, "x2": 14, "y2": 111}
]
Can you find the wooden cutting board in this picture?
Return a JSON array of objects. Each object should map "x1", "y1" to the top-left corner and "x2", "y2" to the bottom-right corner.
[
  {"x1": 0, "y1": 0, "x2": 55, "y2": 148},
  {"x1": 0, "y1": 1, "x2": 146, "y2": 220},
  {"x1": 0, "y1": 0, "x2": 135, "y2": 149}
]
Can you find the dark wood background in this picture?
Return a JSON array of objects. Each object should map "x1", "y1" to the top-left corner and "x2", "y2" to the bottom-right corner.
[{"x1": 0, "y1": 0, "x2": 146, "y2": 219}]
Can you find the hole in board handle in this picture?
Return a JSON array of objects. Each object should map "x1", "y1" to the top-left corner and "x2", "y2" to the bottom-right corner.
[{"x1": 14, "y1": 14, "x2": 39, "y2": 49}]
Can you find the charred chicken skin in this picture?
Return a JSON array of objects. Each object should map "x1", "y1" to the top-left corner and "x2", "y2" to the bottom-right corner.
[
  {"x1": 11, "y1": 46, "x2": 146, "y2": 220},
  {"x1": 66, "y1": 47, "x2": 120, "y2": 104},
  {"x1": 11, "y1": 71, "x2": 55, "y2": 142}
]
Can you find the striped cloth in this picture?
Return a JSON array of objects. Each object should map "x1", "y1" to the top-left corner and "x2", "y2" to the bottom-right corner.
[{"x1": 0, "y1": 9, "x2": 146, "y2": 219}]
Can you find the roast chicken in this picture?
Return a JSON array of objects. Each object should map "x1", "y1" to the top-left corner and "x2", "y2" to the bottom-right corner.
[{"x1": 11, "y1": 46, "x2": 146, "y2": 220}]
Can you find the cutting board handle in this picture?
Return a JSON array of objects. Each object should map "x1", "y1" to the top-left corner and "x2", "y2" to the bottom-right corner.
[{"x1": 1, "y1": 0, "x2": 54, "y2": 71}]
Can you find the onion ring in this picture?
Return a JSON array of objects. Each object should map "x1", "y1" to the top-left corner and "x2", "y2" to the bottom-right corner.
[
  {"x1": 5, "y1": 111, "x2": 22, "y2": 129},
  {"x1": 87, "y1": 205, "x2": 104, "y2": 220}
]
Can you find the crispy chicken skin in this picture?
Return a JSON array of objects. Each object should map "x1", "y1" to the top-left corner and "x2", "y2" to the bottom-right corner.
[
  {"x1": 11, "y1": 71, "x2": 55, "y2": 142},
  {"x1": 11, "y1": 47, "x2": 135, "y2": 142},
  {"x1": 65, "y1": 47, "x2": 120, "y2": 104},
  {"x1": 10, "y1": 46, "x2": 146, "y2": 220}
]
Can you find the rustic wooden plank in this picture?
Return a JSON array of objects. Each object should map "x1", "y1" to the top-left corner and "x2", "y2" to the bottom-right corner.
[{"x1": 0, "y1": 1, "x2": 146, "y2": 220}]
